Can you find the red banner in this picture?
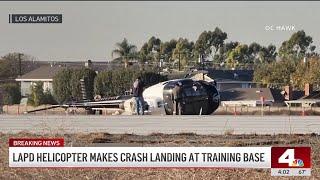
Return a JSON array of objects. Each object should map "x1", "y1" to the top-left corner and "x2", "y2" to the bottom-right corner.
[{"x1": 9, "y1": 138, "x2": 64, "y2": 147}]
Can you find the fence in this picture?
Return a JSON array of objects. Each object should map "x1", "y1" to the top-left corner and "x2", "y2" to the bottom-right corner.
[{"x1": 215, "y1": 106, "x2": 320, "y2": 116}]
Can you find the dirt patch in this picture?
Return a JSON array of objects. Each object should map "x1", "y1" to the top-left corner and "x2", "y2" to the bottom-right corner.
[{"x1": 1, "y1": 132, "x2": 319, "y2": 179}]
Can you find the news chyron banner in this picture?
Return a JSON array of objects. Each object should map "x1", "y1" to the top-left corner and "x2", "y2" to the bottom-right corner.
[{"x1": 8, "y1": 138, "x2": 311, "y2": 176}]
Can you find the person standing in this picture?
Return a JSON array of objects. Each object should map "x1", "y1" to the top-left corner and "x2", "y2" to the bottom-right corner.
[
  {"x1": 132, "y1": 77, "x2": 144, "y2": 115},
  {"x1": 172, "y1": 82, "x2": 183, "y2": 115}
]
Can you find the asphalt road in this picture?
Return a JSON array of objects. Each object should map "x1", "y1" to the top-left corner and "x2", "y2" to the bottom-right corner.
[{"x1": 0, "y1": 115, "x2": 319, "y2": 135}]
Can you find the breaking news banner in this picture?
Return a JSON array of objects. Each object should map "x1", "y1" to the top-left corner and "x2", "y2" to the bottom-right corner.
[{"x1": 8, "y1": 139, "x2": 311, "y2": 176}]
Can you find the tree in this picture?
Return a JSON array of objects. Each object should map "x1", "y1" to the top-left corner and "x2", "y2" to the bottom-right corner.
[
  {"x1": 217, "y1": 41, "x2": 239, "y2": 64},
  {"x1": 222, "y1": 42, "x2": 277, "y2": 69},
  {"x1": 304, "y1": 58, "x2": 320, "y2": 87},
  {"x1": 160, "y1": 39, "x2": 177, "y2": 62},
  {"x1": 292, "y1": 61, "x2": 309, "y2": 89},
  {"x1": 210, "y1": 27, "x2": 228, "y2": 58},
  {"x1": 254, "y1": 56, "x2": 320, "y2": 89},
  {"x1": 195, "y1": 31, "x2": 211, "y2": 55},
  {"x1": 147, "y1": 36, "x2": 161, "y2": 53},
  {"x1": 195, "y1": 27, "x2": 227, "y2": 62},
  {"x1": 112, "y1": 38, "x2": 137, "y2": 68},
  {"x1": 139, "y1": 43, "x2": 150, "y2": 64},
  {"x1": 259, "y1": 44, "x2": 277, "y2": 63},
  {"x1": 292, "y1": 57, "x2": 320, "y2": 89},
  {"x1": 253, "y1": 63, "x2": 271, "y2": 85},
  {"x1": 0, "y1": 53, "x2": 24, "y2": 79},
  {"x1": 226, "y1": 44, "x2": 250, "y2": 68},
  {"x1": 279, "y1": 30, "x2": 315, "y2": 60},
  {"x1": 248, "y1": 42, "x2": 262, "y2": 62},
  {"x1": 1, "y1": 83, "x2": 21, "y2": 105},
  {"x1": 172, "y1": 38, "x2": 194, "y2": 70},
  {"x1": 139, "y1": 36, "x2": 163, "y2": 66},
  {"x1": 248, "y1": 43, "x2": 277, "y2": 64},
  {"x1": 254, "y1": 60, "x2": 296, "y2": 88},
  {"x1": 0, "y1": 53, "x2": 39, "y2": 80}
]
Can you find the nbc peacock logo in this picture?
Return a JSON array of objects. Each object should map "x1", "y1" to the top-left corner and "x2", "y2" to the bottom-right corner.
[{"x1": 291, "y1": 159, "x2": 304, "y2": 167}]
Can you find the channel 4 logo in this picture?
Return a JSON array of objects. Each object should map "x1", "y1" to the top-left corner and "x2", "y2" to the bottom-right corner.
[
  {"x1": 271, "y1": 147, "x2": 311, "y2": 168},
  {"x1": 9, "y1": 14, "x2": 62, "y2": 24}
]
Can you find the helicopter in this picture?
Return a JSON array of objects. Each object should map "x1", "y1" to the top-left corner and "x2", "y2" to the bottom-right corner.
[
  {"x1": 143, "y1": 78, "x2": 220, "y2": 115},
  {"x1": 24, "y1": 78, "x2": 220, "y2": 115}
]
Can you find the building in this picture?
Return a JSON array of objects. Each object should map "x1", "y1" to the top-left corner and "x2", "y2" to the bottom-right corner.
[
  {"x1": 186, "y1": 69, "x2": 255, "y2": 91},
  {"x1": 207, "y1": 69, "x2": 255, "y2": 91},
  {"x1": 15, "y1": 65, "x2": 65, "y2": 96},
  {"x1": 284, "y1": 84, "x2": 320, "y2": 107},
  {"x1": 15, "y1": 60, "x2": 110, "y2": 97},
  {"x1": 216, "y1": 80, "x2": 254, "y2": 91},
  {"x1": 220, "y1": 88, "x2": 276, "y2": 107}
]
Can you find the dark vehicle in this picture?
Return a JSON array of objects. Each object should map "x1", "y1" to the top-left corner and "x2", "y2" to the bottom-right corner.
[{"x1": 162, "y1": 79, "x2": 220, "y2": 115}]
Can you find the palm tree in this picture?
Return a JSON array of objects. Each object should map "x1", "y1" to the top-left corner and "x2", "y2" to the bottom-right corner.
[{"x1": 111, "y1": 38, "x2": 137, "y2": 69}]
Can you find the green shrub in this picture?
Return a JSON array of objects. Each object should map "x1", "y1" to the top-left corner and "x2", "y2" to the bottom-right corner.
[
  {"x1": 1, "y1": 83, "x2": 21, "y2": 105},
  {"x1": 28, "y1": 82, "x2": 44, "y2": 106},
  {"x1": 53, "y1": 68, "x2": 96, "y2": 103},
  {"x1": 28, "y1": 81, "x2": 57, "y2": 106},
  {"x1": 94, "y1": 69, "x2": 167, "y2": 97}
]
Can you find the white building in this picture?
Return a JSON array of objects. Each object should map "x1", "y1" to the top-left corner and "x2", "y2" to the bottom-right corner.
[{"x1": 15, "y1": 66, "x2": 65, "y2": 96}]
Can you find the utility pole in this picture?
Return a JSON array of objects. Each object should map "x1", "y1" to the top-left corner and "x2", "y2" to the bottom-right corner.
[
  {"x1": 158, "y1": 52, "x2": 161, "y2": 75},
  {"x1": 199, "y1": 54, "x2": 205, "y2": 80},
  {"x1": 202, "y1": 56, "x2": 205, "y2": 80},
  {"x1": 178, "y1": 52, "x2": 181, "y2": 71},
  {"x1": 18, "y1": 53, "x2": 22, "y2": 76}
]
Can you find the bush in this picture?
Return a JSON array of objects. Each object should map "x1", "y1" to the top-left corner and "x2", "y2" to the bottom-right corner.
[
  {"x1": 52, "y1": 69, "x2": 72, "y2": 104},
  {"x1": 94, "y1": 69, "x2": 167, "y2": 97},
  {"x1": 28, "y1": 82, "x2": 44, "y2": 106},
  {"x1": 70, "y1": 68, "x2": 96, "y2": 101},
  {"x1": 28, "y1": 81, "x2": 57, "y2": 106},
  {"x1": 1, "y1": 83, "x2": 21, "y2": 105},
  {"x1": 28, "y1": 82, "x2": 56, "y2": 106},
  {"x1": 42, "y1": 91, "x2": 56, "y2": 105},
  {"x1": 53, "y1": 68, "x2": 96, "y2": 103}
]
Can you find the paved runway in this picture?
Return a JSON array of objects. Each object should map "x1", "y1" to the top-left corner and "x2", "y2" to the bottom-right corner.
[{"x1": 0, "y1": 115, "x2": 319, "y2": 135}]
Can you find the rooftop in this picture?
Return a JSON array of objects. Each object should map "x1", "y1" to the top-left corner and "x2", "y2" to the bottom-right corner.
[
  {"x1": 220, "y1": 88, "x2": 274, "y2": 102},
  {"x1": 16, "y1": 65, "x2": 65, "y2": 80},
  {"x1": 185, "y1": 69, "x2": 254, "y2": 82},
  {"x1": 15, "y1": 60, "x2": 112, "y2": 81},
  {"x1": 207, "y1": 69, "x2": 254, "y2": 82}
]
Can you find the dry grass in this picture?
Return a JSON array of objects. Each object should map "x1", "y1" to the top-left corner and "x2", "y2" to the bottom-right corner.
[{"x1": 0, "y1": 132, "x2": 319, "y2": 180}]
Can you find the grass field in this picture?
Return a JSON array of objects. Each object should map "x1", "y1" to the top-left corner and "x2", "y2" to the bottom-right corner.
[{"x1": 1, "y1": 132, "x2": 319, "y2": 179}]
